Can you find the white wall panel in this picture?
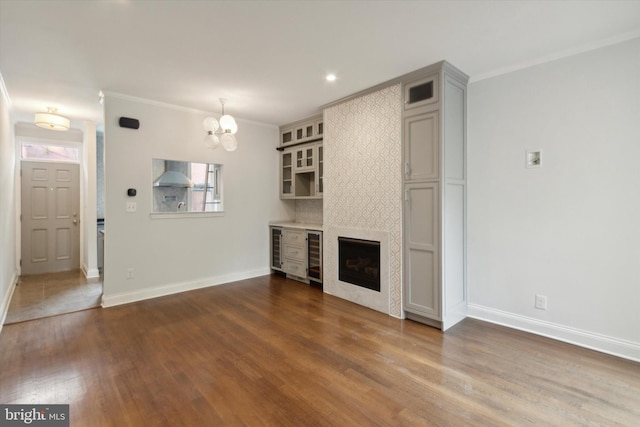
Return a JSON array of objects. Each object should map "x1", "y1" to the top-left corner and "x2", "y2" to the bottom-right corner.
[
  {"x1": 102, "y1": 95, "x2": 286, "y2": 303},
  {"x1": 467, "y1": 38, "x2": 640, "y2": 359}
]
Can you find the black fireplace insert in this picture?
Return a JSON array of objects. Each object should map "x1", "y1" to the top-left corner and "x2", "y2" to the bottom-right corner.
[{"x1": 338, "y1": 237, "x2": 380, "y2": 292}]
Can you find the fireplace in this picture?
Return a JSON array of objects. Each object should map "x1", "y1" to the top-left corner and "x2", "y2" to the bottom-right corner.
[{"x1": 338, "y1": 237, "x2": 381, "y2": 292}]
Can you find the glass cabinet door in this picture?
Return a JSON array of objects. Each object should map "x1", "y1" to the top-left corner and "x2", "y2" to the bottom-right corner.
[
  {"x1": 281, "y1": 129, "x2": 293, "y2": 145},
  {"x1": 317, "y1": 144, "x2": 323, "y2": 195},
  {"x1": 305, "y1": 147, "x2": 313, "y2": 167},
  {"x1": 281, "y1": 151, "x2": 293, "y2": 197},
  {"x1": 295, "y1": 146, "x2": 314, "y2": 171},
  {"x1": 295, "y1": 124, "x2": 314, "y2": 142}
]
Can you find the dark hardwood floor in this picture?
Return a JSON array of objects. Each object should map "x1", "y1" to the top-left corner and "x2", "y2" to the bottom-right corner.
[{"x1": 1, "y1": 274, "x2": 638, "y2": 426}]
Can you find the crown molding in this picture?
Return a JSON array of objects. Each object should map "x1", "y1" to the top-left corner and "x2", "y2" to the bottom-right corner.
[
  {"x1": 469, "y1": 30, "x2": 640, "y2": 84},
  {"x1": 101, "y1": 91, "x2": 278, "y2": 129}
]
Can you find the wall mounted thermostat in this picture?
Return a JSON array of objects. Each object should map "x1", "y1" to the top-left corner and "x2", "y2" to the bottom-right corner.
[{"x1": 127, "y1": 188, "x2": 137, "y2": 197}]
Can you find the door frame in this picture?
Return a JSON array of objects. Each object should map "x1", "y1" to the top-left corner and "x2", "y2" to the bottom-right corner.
[{"x1": 14, "y1": 122, "x2": 99, "y2": 279}]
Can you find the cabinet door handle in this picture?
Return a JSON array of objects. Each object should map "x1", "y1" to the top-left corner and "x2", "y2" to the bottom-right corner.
[{"x1": 404, "y1": 162, "x2": 411, "y2": 177}]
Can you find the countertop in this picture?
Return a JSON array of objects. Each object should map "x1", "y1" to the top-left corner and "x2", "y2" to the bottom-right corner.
[{"x1": 269, "y1": 221, "x2": 323, "y2": 231}]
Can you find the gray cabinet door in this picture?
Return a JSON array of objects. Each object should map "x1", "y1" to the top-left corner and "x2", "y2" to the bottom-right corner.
[
  {"x1": 404, "y1": 182, "x2": 440, "y2": 318},
  {"x1": 280, "y1": 150, "x2": 294, "y2": 198},
  {"x1": 404, "y1": 110, "x2": 439, "y2": 182}
]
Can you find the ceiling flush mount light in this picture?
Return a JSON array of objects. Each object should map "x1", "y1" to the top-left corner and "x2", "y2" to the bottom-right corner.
[
  {"x1": 34, "y1": 107, "x2": 70, "y2": 131},
  {"x1": 203, "y1": 98, "x2": 238, "y2": 151},
  {"x1": 326, "y1": 73, "x2": 337, "y2": 82}
]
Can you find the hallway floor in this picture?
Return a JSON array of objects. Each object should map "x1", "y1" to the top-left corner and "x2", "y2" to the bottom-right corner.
[{"x1": 4, "y1": 270, "x2": 102, "y2": 324}]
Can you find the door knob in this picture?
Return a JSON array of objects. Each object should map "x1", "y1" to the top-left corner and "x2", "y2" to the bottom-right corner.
[{"x1": 73, "y1": 219, "x2": 78, "y2": 224}]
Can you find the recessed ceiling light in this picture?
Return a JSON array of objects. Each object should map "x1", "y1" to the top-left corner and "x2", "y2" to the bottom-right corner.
[{"x1": 326, "y1": 74, "x2": 336, "y2": 82}]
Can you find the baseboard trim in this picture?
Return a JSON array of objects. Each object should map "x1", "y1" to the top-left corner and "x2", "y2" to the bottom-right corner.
[
  {"x1": 102, "y1": 268, "x2": 271, "y2": 308},
  {"x1": 81, "y1": 264, "x2": 100, "y2": 279},
  {"x1": 468, "y1": 304, "x2": 640, "y2": 363},
  {"x1": 0, "y1": 272, "x2": 19, "y2": 335}
]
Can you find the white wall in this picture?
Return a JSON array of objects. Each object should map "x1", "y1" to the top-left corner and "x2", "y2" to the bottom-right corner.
[
  {"x1": 0, "y1": 74, "x2": 17, "y2": 328},
  {"x1": 467, "y1": 38, "x2": 640, "y2": 361},
  {"x1": 102, "y1": 94, "x2": 289, "y2": 305}
]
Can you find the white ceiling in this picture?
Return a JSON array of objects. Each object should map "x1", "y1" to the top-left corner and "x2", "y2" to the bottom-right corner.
[{"x1": 1, "y1": 0, "x2": 639, "y2": 128}]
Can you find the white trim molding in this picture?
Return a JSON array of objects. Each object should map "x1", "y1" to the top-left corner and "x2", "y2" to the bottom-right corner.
[
  {"x1": 0, "y1": 72, "x2": 12, "y2": 108},
  {"x1": 102, "y1": 268, "x2": 271, "y2": 308},
  {"x1": 0, "y1": 273, "x2": 19, "y2": 335},
  {"x1": 102, "y1": 91, "x2": 278, "y2": 129},
  {"x1": 469, "y1": 31, "x2": 640, "y2": 83},
  {"x1": 468, "y1": 304, "x2": 640, "y2": 363},
  {"x1": 82, "y1": 264, "x2": 100, "y2": 279}
]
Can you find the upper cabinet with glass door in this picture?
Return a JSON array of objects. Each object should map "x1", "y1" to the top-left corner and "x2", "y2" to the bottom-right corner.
[
  {"x1": 279, "y1": 114, "x2": 324, "y2": 199},
  {"x1": 295, "y1": 145, "x2": 315, "y2": 172},
  {"x1": 280, "y1": 114, "x2": 323, "y2": 147}
]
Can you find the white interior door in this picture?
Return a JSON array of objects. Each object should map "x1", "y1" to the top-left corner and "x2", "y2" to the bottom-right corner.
[{"x1": 21, "y1": 161, "x2": 80, "y2": 275}]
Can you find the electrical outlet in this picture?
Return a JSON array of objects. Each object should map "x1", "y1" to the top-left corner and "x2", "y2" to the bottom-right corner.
[
  {"x1": 126, "y1": 202, "x2": 137, "y2": 212},
  {"x1": 126, "y1": 268, "x2": 135, "y2": 279},
  {"x1": 535, "y1": 294, "x2": 547, "y2": 310}
]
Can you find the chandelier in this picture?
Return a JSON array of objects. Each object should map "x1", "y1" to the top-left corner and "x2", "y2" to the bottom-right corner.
[{"x1": 203, "y1": 98, "x2": 238, "y2": 151}]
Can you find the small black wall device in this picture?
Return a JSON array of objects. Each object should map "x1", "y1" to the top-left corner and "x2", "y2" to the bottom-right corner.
[
  {"x1": 119, "y1": 117, "x2": 140, "y2": 129},
  {"x1": 127, "y1": 188, "x2": 137, "y2": 197}
]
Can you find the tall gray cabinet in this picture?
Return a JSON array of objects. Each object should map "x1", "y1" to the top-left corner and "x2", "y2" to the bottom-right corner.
[{"x1": 403, "y1": 61, "x2": 468, "y2": 331}]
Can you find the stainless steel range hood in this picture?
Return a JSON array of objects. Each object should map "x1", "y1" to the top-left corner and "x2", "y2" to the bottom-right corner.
[{"x1": 153, "y1": 170, "x2": 194, "y2": 188}]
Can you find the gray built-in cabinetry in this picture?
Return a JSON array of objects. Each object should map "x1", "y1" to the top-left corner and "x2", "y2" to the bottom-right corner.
[
  {"x1": 279, "y1": 114, "x2": 323, "y2": 199},
  {"x1": 403, "y1": 62, "x2": 468, "y2": 330},
  {"x1": 277, "y1": 61, "x2": 466, "y2": 329},
  {"x1": 271, "y1": 225, "x2": 323, "y2": 285}
]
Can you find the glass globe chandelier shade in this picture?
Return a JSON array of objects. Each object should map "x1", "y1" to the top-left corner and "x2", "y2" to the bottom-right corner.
[
  {"x1": 220, "y1": 133, "x2": 237, "y2": 151},
  {"x1": 204, "y1": 131, "x2": 220, "y2": 150},
  {"x1": 202, "y1": 98, "x2": 238, "y2": 151},
  {"x1": 203, "y1": 116, "x2": 219, "y2": 133},
  {"x1": 219, "y1": 115, "x2": 238, "y2": 134}
]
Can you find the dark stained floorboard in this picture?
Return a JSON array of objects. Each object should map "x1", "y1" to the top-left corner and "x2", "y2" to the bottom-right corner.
[{"x1": 1, "y1": 274, "x2": 638, "y2": 426}]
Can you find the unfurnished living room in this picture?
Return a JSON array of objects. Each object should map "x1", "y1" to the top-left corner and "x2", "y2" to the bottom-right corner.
[{"x1": 0, "y1": 1, "x2": 639, "y2": 425}]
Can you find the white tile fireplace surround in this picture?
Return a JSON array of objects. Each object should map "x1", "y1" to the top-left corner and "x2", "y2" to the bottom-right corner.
[{"x1": 324, "y1": 226, "x2": 390, "y2": 315}]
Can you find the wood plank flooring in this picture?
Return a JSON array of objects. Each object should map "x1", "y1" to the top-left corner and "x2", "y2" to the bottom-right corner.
[
  {"x1": 1, "y1": 274, "x2": 638, "y2": 426},
  {"x1": 4, "y1": 270, "x2": 102, "y2": 324}
]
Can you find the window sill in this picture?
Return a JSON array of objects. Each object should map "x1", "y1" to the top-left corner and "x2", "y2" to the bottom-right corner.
[{"x1": 150, "y1": 211, "x2": 224, "y2": 220}]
